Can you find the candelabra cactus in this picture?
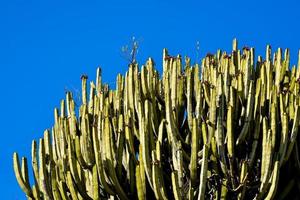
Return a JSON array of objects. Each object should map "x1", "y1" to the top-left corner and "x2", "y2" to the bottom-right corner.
[{"x1": 14, "y1": 39, "x2": 300, "y2": 199}]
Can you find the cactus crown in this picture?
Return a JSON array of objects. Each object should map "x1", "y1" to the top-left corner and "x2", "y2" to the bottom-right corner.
[{"x1": 14, "y1": 39, "x2": 300, "y2": 199}]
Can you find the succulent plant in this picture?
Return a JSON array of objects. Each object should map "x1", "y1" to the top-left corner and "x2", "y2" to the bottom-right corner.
[{"x1": 14, "y1": 39, "x2": 300, "y2": 199}]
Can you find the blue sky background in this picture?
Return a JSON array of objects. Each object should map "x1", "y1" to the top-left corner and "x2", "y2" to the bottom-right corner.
[{"x1": 1, "y1": 0, "x2": 300, "y2": 198}]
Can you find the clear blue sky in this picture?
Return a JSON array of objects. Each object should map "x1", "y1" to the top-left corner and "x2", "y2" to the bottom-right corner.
[{"x1": 1, "y1": 0, "x2": 300, "y2": 198}]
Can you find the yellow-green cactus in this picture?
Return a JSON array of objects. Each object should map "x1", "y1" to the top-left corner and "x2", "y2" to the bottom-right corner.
[{"x1": 14, "y1": 39, "x2": 300, "y2": 199}]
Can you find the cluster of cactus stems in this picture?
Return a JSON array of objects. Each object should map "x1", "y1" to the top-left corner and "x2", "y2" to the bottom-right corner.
[{"x1": 14, "y1": 39, "x2": 300, "y2": 200}]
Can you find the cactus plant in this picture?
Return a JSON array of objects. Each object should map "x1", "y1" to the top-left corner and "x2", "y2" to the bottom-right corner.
[{"x1": 13, "y1": 39, "x2": 300, "y2": 199}]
